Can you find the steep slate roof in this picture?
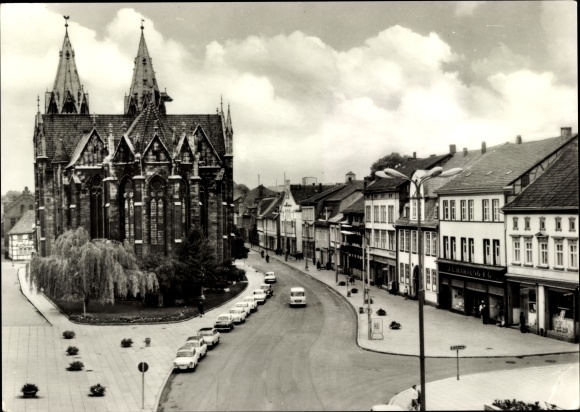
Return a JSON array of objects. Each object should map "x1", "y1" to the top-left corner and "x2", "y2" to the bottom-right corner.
[
  {"x1": 503, "y1": 146, "x2": 578, "y2": 211},
  {"x1": 436, "y1": 136, "x2": 570, "y2": 194},
  {"x1": 301, "y1": 184, "x2": 345, "y2": 205},
  {"x1": 342, "y1": 196, "x2": 365, "y2": 214},
  {"x1": 325, "y1": 181, "x2": 365, "y2": 202},
  {"x1": 8, "y1": 210, "x2": 35, "y2": 235},
  {"x1": 243, "y1": 185, "x2": 279, "y2": 208},
  {"x1": 290, "y1": 184, "x2": 337, "y2": 204},
  {"x1": 259, "y1": 194, "x2": 284, "y2": 219}
]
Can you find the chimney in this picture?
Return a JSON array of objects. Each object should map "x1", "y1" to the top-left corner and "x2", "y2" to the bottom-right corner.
[
  {"x1": 516, "y1": 135, "x2": 522, "y2": 144},
  {"x1": 449, "y1": 144, "x2": 456, "y2": 154},
  {"x1": 482, "y1": 141, "x2": 486, "y2": 154},
  {"x1": 463, "y1": 148, "x2": 468, "y2": 157},
  {"x1": 561, "y1": 127, "x2": 572, "y2": 141},
  {"x1": 413, "y1": 152, "x2": 416, "y2": 159}
]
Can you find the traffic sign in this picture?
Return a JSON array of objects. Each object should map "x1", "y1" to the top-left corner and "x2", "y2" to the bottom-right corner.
[
  {"x1": 138, "y1": 362, "x2": 149, "y2": 373},
  {"x1": 450, "y1": 345, "x2": 466, "y2": 350}
]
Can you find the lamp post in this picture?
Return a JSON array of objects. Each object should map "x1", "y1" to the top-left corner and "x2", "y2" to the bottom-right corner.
[
  {"x1": 305, "y1": 223, "x2": 309, "y2": 271},
  {"x1": 376, "y1": 166, "x2": 462, "y2": 411}
]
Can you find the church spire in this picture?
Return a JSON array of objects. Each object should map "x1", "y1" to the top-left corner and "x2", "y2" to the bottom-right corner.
[
  {"x1": 45, "y1": 16, "x2": 90, "y2": 114},
  {"x1": 124, "y1": 20, "x2": 172, "y2": 116}
]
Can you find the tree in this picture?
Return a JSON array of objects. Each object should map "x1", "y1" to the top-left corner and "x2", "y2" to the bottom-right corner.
[
  {"x1": 4, "y1": 190, "x2": 23, "y2": 201},
  {"x1": 27, "y1": 227, "x2": 158, "y2": 315},
  {"x1": 235, "y1": 183, "x2": 250, "y2": 196},
  {"x1": 369, "y1": 152, "x2": 407, "y2": 179},
  {"x1": 173, "y1": 227, "x2": 219, "y2": 294},
  {"x1": 232, "y1": 236, "x2": 249, "y2": 260}
]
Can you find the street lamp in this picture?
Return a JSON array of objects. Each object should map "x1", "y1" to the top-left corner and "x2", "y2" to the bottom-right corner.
[
  {"x1": 305, "y1": 223, "x2": 309, "y2": 271},
  {"x1": 376, "y1": 166, "x2": 462, "y2": 411}
]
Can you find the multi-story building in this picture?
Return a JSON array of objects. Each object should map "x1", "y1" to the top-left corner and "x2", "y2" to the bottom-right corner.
[
  {"x1": 503, "y1": 141, "x2": 578, "y2": 342},
  {"x1": 238, "y1": 185, "x2": 278, "y2": 245},
  {"x1": 256, "y1": 194, "x2": 284, "y2": 251},
  {"x1": 435, "y1": 130, "x2": 576, "y2": 322},
  {"x1": 33, "y1": 22, "x2": 234, "y2": 262},
  {"x1": 7, "y1": 210, "x2": 36, "y2": 261},
  {"x1": 3, "y1": 187, "x2": 35, "y2": 250}
]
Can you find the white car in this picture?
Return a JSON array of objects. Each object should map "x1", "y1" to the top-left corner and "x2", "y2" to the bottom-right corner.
[
  {"x1": 229, "y1": 307, "x2": 247, "y2": 324},
  {"x1": 173, "y1": 346, "x2": 200, "y2": 371},
  {"x1": 264, "y1": 271, "x2": 277, "y2": 284},
  {"x1": 252, "y1": 290, "x2": 268, "y2": 304},
  {"x1": 235, "y1": 301, "x2": 253, "y2": 316},
  {"x1": 183, "y1": 336, "x2": 208, "y2": 358},
  {"x1": 196, "y1": 327, "x2": 221, "y2": 349},
  {"x1": 242, "y1": 296, "x2": 259, "y2": 312},
  {"x1": 214, "y1": 313, "x2": 235, "y2": 331}
]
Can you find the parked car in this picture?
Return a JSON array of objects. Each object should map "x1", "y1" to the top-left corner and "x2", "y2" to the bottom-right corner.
[
  {"x1": 252, "y1": 290, "x2": 268, "y2": 304},
  {"x1": 183, "y1": 336, "x2": 208, "y2": 358},
  {"x1": 173, "y1": 346, "x2": 200, "y2": 371},
  {"x1": 259, "y1": 284, "x2": 274, "y2": 298},
  {"x1": 235, "y1": 301, "x2": 253, "y2": 316},
  {"x1": 228, "y1": 307, "x2": 247, "y2": 324},
  {"x1": 264, "y1": 271, "x2": 277, "y2": 284},
  {"x1": 214, "y1": 313, "x2": 235, "y2": 331},
  {"x1": 242, "y1": 296, "x2": 259, "y2": 312},
  {"x1": 196, "y1": 327, "x2": 221, "y2": 349}
]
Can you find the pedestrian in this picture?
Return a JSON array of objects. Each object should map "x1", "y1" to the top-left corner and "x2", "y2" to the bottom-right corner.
[
  {"x1": 409, "y1": 384, "x2": 420, "y2": 411},
  {"x1": 404, "y1": 285, "x2": 409, "y2": 300},
  {"x1": 316, "y1": 260, "x2": 321, "y2": 270},
  {"x1": 265, "y1": 253, "x2": 270, "y2": 263},
  {"x1": 519, "y1": 312, "x2": 527, "y2": 333},
  {"x1": 261, "y1": 250, "x2": 264, "y2": 258},
  {"x1": 479, "y1": 300, "x2": 485, "y2": 318},
  {"x1": 197, "y1": 301, "x2": 204, "y2": 318},
  {"x1": 481, "y1": 302, "x2": 488, "y2": 324}
]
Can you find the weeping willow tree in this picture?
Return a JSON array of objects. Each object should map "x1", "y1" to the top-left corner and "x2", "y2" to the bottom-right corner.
[{"x1": 28, "y1": 227, "x2": 158, "y2": 315}]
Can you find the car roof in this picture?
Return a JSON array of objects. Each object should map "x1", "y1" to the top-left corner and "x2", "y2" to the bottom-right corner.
[
  {"x1": 198, "y1": 327, "x2": 215, "y2": 331},
  {"x1": 218, "y1": 313, "x2": 232, "y2": 317},
  {"x1": 265, "y1": 272, "x2": 275, "y2": 275},
  {"x1": 291, "y1": 287, "x2": 305, "y2": 291},
  {"x1": 186, "y1": 336, "x2": 203, "y2": 341},
  {"x1": 254, "y1": 289, "x2": 266, "y2": 293},
  {"x1": 177, "y1": 346, "x2": 195, "y2": 352}
]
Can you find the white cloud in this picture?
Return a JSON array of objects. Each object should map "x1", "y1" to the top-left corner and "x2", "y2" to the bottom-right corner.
[
  {"x1": 540, "y1": 1, "x2": 577, "y2": 84},
  {"x1": 455, "y1": 1, "x2": 486, "y2": 17}
]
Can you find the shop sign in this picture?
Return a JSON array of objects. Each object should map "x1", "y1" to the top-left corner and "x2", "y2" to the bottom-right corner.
[{"x1": 439, "y1": 261, "x2": 505, "y2": 282}]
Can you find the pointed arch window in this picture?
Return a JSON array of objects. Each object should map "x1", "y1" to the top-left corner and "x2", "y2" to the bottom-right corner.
[
  {"x1": 123, "y1": 180, "x2": 135, "y2": 242},
  {"x1": 90, "y1": 175, "x2": 104, "y2": 239},
  {"x1": 149, "y1": 177, "x2": 166, "y2": 254}
]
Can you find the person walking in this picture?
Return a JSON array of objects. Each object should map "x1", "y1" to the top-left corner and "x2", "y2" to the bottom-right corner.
[
  {"x1": 197, "y1": 301, "x2": 204, "y2": 318},
  {"x1": 265, "y1": 253, "x2": 270, "y2": 263},
  {"x1": 316, "y1": 260, "x2": 321, "y2": 270},
  {"x1": 519, "y1": 311, "x2": 527, "y2": 333},
  {"x1": 261, "y1": 250, "x2": 264, "y2": 258},
  {"x1": 404, "y1": 285, "x2": 409, "y2": 300}
]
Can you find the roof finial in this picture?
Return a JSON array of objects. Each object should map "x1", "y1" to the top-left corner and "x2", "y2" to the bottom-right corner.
[
  {"x1": 92, "y1": 112, "x2": 98, "y2": 126},
  {"x1": 220, "y1": 95, "x2": 224, "y2": 114},
  {"x1": 141, "y1": 18, "x2": 145, "y2": 32},
  {"x1": 64, "y1": 15, "x2": 69, "y2": 32},
  {"x1": 37, "y1": 95, "x2": 40, "y2": 113}
]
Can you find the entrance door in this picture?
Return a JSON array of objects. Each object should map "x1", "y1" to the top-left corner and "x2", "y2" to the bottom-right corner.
[
  {"x1": 439, "y1": 284, "x2": 450, "y2": 309},
  {"x1": 466, "y1": 290, "x2": 486, "y2": 317}
]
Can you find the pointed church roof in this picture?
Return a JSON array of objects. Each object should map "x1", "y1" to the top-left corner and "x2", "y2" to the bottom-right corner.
[
  {"x1": 46, "y1": 17, "x2": 89, "y2": 114},
  {"x1": 51, "y1": 139, "x2": 70, "y2": 164},
  {"x1": 125, "y1": 23, "x2": 172, "y2": 115},
  {"x1": 226, "y1": 103, "x2": 233, "y2": 134}
]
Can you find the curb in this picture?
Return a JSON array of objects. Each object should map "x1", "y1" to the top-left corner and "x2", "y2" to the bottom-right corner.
[{"x1": 15, "y1": 266, "x2": 53, "y2": 326}]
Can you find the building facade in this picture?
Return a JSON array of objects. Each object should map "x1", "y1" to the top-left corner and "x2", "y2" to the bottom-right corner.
[
  {"x1": 7, "y1": 210, "x2": 36, "y2": 261},
  {"x1": 33, "y1": 22, "x2": 234, "y2": 262},
  {"x1": 3, "y1": 187, "x2": 35, "y2": 250}
]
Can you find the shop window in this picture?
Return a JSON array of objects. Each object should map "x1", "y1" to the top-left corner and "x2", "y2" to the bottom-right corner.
[
  {"x1": 569, "y1": 240, "x2": 578, "y2": 270},
  {"x1": 483, "y1": 200, "x2": 490, "y2": 221},
  {"x1": 548, "y1": 290, "x2": 575, "y2": 339},
  {"x1": 513, "y1": 237, "x2": 521, "y2": 264},
  {"x1": 538, "y1": 239, "x2": 548, "y2": 267},
  {"x1": 555, "y1": 240, "x2": 564, "y2": 268},
  {"x1": 524, "y1": 238, "x2": 533, "y2": 265},
  {"x1": 555, "y1": 217, "x2": 562, "y2": 232},
  {"x1": 570, "y1": 217, "x2": 576, "y2": 232},
  {"x1": 452, "y1": 286, "x2": 464, "y2": 311},
  {"x1": 425, "y1": 268, "x2": 431, "y2": 291},
  {"x1": 513, "y1": 217, "x2": 519, "y2": 230},
  {"x1": 432, "y1": 270, "x2": 437, "y2": 292},
  {"x1": 443, "y1": 200, "x2": 449, "y2": 220},
  {"x1": 468, "y1": 200, "x2": 474, "y2": 221}
]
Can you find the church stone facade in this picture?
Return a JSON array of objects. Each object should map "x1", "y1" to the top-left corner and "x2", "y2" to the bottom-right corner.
[{"x1": 33, "y1": 22, "x2": 234, "y2": 261}]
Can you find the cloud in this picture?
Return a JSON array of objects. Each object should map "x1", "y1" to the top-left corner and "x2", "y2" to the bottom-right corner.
[
  {"x1": 1, "y1": 4, "x2": 577, "y2": 192},
  {"x1": 455, "y1": 1, "x2": 486, "y2": 17}
]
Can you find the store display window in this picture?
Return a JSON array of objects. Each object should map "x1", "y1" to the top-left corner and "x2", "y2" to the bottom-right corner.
[
  {"x1": 452, "y1": 287, "x2": 465, "y2": 311},
  {"x1": 548, "y1": 289, "x2": 576, "y2": 339},
  {"x1": 520, "y1": 287, "x2": 537, "y2": 328}
]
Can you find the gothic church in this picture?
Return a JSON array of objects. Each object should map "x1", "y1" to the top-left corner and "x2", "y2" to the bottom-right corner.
[{"x1": 33, "y1": 20, "x2": 234, "y2": 261}]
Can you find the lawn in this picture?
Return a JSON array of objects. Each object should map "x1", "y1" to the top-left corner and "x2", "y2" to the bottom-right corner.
[{"x1": 48, "y1": 282, "x2": 248, "y2": 324}]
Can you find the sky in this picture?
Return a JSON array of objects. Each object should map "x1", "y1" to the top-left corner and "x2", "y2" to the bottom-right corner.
[{"x1": 1, "y1": 2, "x2": 577, "y2": 192}]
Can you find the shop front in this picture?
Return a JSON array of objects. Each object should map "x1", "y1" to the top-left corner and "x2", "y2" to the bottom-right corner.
[
  {"x1": 371, "y1": 254, "x2": 396, "y2": 292},
  {"x1": 507, "y1": 274, "x2": 579, "y2": 343},
  {"x1": 438, "y1": 260, "x2": 507, "y2": 324}
]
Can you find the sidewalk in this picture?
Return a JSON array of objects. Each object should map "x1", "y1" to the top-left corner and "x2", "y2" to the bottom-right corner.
[{"x1": 265, "y1": 250, "x2": 579, "y2": 410}]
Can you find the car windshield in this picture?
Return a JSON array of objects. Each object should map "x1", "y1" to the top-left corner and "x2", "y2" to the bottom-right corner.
[
  {"x1": 218, "y1": 316, "x2": 229, "y2": 321},
  {"x1": 176, "y1": 351, "x2": 193, "y2": 357},
  {"x1": 230, "y1": 309, "x2": 241, "y2": 313},
  {"x1": 199, "y1": 331, "x2": 212, "y2": 336},
  {"x1": 291, "y1": 292, "x2": 305, "y2": 297}
]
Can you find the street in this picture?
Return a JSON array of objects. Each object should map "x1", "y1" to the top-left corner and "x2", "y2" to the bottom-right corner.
[{"x1": 157, "y1": 252, "x2": 578, "y2": 411}]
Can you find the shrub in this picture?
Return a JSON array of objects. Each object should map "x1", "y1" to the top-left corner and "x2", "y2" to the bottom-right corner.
[
  {"x1": 389, "y1": 321, "x2": 401, "y2": 330},
  {"x1": 90, "y1": 383, "x2": 106, "y2": 397},
  {"x1": 67, "y1": 361, "x2": 84, "y2": 371},
  {"x1": 121, "y1": 338, "x2": 133, "y2": 348},
  {"x1": 365, "y1": 298, "x2": 374, "y2": 304},
  {"x1": 21, "y1": 383, "x2": 39, "y2": 393},
  {"x1": 376, "y1": 308, "x2": 387, "y2": 316},
  {"x1": 144, "y1": 292, "x2": 159, "y2": 307},
  {"x1": 492, "y1": 399, "x2": 542, "y2": 410},
  {"x1": 63, "y1": 330, "x2": 75, "y2": 339},
  {"x1": 338, "y1": 281, "x2": 346, "y2": 286},
  {"x1": 66, "y1": 346, "x2": 79, "y2": 356},
  {"x1": 351, "y1": 288, "x2": 358, "y2": 293}
]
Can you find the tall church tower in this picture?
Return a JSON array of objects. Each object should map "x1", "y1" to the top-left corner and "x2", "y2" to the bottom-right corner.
[
  {"x1": 45, "y1": 16, "x2": 90, "y2": 115},
  {"x1": 124, "y1": 22, "x2": 172, "y2": 115}
]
